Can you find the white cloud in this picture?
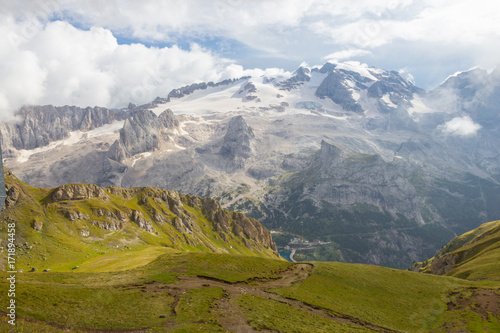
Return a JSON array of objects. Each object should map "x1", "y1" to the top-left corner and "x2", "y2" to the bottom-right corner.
[
  {"x1": 438, "y1": 116, "x2": 482, "y2": 137},
  {"x1": 1, "y1": 0, "x2": 500, "y2": 119},
  {"x1": 0, "y1": 16, "x2": 261, "y2": 119},
  {"x1": 323, "y1": 49, "x2": 372, "y2": 62},
  {"x1": 398, "y1": 67, "x2": 415, "y2": 84}
]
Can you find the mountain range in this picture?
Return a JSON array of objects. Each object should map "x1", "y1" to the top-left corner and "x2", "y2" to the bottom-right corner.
[{"x1": 2, "y1": 61, "x2": 500, "y2": 268}]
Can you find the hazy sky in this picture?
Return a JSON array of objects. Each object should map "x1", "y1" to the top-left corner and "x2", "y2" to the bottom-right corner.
[{"x1": 1, "y1": 0, "x2": 499, "y2": 119}]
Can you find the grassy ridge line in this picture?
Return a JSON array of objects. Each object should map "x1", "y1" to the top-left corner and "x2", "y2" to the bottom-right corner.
[
  {"x1": 0, "y1": 168, "x2": 279, "y2": 273},
  {"x1": 418, "y1": 220, "x2": 500, "y2": 281}
]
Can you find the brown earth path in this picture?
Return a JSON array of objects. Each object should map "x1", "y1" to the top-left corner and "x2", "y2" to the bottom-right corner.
[
  {"x1": 161, "y1": 262, "x2": 400, "y2": 333},
  {"x1": 3, "y1": 263, "x2": 401, "y2": 332}
]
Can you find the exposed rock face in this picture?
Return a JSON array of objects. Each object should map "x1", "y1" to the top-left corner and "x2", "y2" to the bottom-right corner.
[
  {"x1": 51, "y1": 184, "x2": 110, "y2": 201},
  {"x1": 167, "y1": 77, "x2": 249, "y2": 99},
  {"x1": 132, "y1": 210, "x2": 154, "y2": 233},
  {"x1": 367, "y1": 71, "x2": 423, "y2": 113},
  {"x1": 312, "y1": 140, "x2": 420, "y2": 219},
  {"x1": 318, "y1": 62, "x2": 337, "y2": 73},
  {"x1": 278, "y1": 67, "x2": 311, "y2": 91},
  {"x1": 107, "y1": 109, "x2": 178, "y2": 162},
  {"x1": 201, "y1": 196, "x2": 277, "y2": 253},
  {"x1": 263, "y1": 140, "x2": 427, "y2": 267},
  {"x1": 220, "y1": 116, "x2": 254, "y2": 160},
  {"x1": 429, "y1": 253, "x2": 459, "y2": 275},
  {"x1": 0, "y1": 105, "x2": 124, "y2": 150},
  {"x1": 316, "y1": 71, "x2": 364, "y2": 112}
]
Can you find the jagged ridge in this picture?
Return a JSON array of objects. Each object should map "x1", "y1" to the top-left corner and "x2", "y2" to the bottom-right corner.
[{"x1": 0, "y1": 168, "x2": 279, "y2": 270}]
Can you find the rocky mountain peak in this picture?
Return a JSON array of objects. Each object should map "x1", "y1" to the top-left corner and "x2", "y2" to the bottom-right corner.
[
  {"x1": 316, "y1": 71, "x2": 364, "y2": 112},
  {"x1": 107, "y1": 109, "x2": 178, "y2": 162},
  {"x1": 220, "y1": 115, "x2": 254, "y2": 160},
  {"x1": 318, "y1": 62, "x2": 337, "y2": 73},
  {"x1": 277, "y1": 66, "x2": 311, "y2": 91},
  {"x1": 318, "y1": 140, "x2": 347, "y2": 165}
]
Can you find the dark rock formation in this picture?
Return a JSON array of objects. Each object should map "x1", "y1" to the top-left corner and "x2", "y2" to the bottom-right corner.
[
  {"x1": 316, "y1": 71, "x2": 364, "y2": 112},
  {"x1": 107, "y1": 109, "x2": 178, "y2": 162},
  {"x1": 0, "y1": 105, "x2": 125, "y2": 150},
  {"x1": 278, "y1": 67, "x2": 311, "y2": 91},
  {"x1": 51, "y1": 184, "x2": 110, "y2": 201},
  {"x1": 220, "y1": 116, "x2": 254, "y2": 160}
]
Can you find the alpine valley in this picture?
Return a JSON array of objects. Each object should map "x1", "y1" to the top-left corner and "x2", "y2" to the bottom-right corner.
[{"x1": 2, "y1": 61, "x2": 500, "y2": 268}]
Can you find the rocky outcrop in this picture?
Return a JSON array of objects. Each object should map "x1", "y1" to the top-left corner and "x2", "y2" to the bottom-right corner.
[
  {"x1": 220, "y1": 116, "x2": 254, "y2": 160},
  {"x1": 132, "y1": 210, "x2": 154, "y2": 233},
  {"x1": 167, "y1": 77, "x2": 249, "y2": 99},
  {"x1": 0, "y1": 105, "x2": 125, "y2": 150},
  {"x1": 107, "y1": 109, "x2": 178, "y2": 162},
  {"x1": 316, "y1": 71, "x2": 364, "y2": 112},
  {"x1": 278, "y1": 67, "x2": 311, "y2": 91},
  {"x1": 200, "y1": 196, "x2": 277, "y2": 253},
  {"x1": 51, "y1": 184, "x2": 110, "y2": 201},
  {"x1": 429, "y1": 253, "x2": 460, "y2": 275}
]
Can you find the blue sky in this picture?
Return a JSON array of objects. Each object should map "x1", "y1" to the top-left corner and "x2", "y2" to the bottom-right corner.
[{"x1": 1, "y1": 0, "x2": 499, "y2": 119}]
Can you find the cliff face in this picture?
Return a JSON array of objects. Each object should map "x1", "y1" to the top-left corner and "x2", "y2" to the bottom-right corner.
[
  {"x1": 289, "y1": 140, "x2": 421, "y2": 221},
  {"x1": 316, "y1": 71, "x2": 364, "y2": 112},
  {"x1": 0, "y1": 168, "x2": 279, "y2": 264},
  {"x1": 0, "y1": 105, "x2": 125, "y2": 151},
  {"x1": 219, "y1": 115, "x2": 255, "y2": 171},
  {"x1": 220, "y1": 116, "x2": 254, "y2": 159},
  {"x1": 107, "y1": 109, "x2": 178, "y2": 162},
  {"x1": 264, "y1": 140, "x2": 427, "y2": 267}
]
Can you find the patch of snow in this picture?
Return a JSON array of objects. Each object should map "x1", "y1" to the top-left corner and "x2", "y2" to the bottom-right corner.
[
  {"x1": 295, "y1": 101, "x2": 322, "y2": 110},
  {"x1": 351, "y1": 91, "x2": 361, "y2": 101},
  {"x1": 85, "y1": 120, "x2": 125, "y2": 138},
  {"x1": 320, "y1": 113, "x2": 348, "y2": 121},
  {"x1": 16, "y1": 120, "x2": 124, "y2": 163},
  {"x1": 335, "y1": 61, "x2": 378, "y2": 81},
  {"x1": 344, "y1": 80, "x2": 356, "y2": 88},
  {"x1": 178, "y1": 122, "x2": 189, "y2": 135},
  {"x1": 381, "y1": 94, "x2": 397, "y2": 108},
  {"x1": 131, "y1": 152, "x2": 152, "y2": 167},
  {"x1": 408, "y1": 95, "x2": 435, "y2": 116}
]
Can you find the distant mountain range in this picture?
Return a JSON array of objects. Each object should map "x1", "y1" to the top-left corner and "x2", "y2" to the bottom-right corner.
[{"x1": 2, "y1": 61, "x2": 500, "y2": 267}]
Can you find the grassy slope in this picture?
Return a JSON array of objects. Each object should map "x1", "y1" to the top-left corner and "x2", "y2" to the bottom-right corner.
[
  {"x1": 419, "y1": 220, "x2": 500, "y2": 281},
  {"x1": 0, "y1": 251, "x2": 291, "y2": 331},
  {"x1": 273, "y1": 261, "x2": 499, "y2": 332},
  {"x1": 1, "y1": 250, "x2": 499, "y2": 332},
  {"x1": 0, "y1": 168, "x2": 278, "y2": 273}
]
